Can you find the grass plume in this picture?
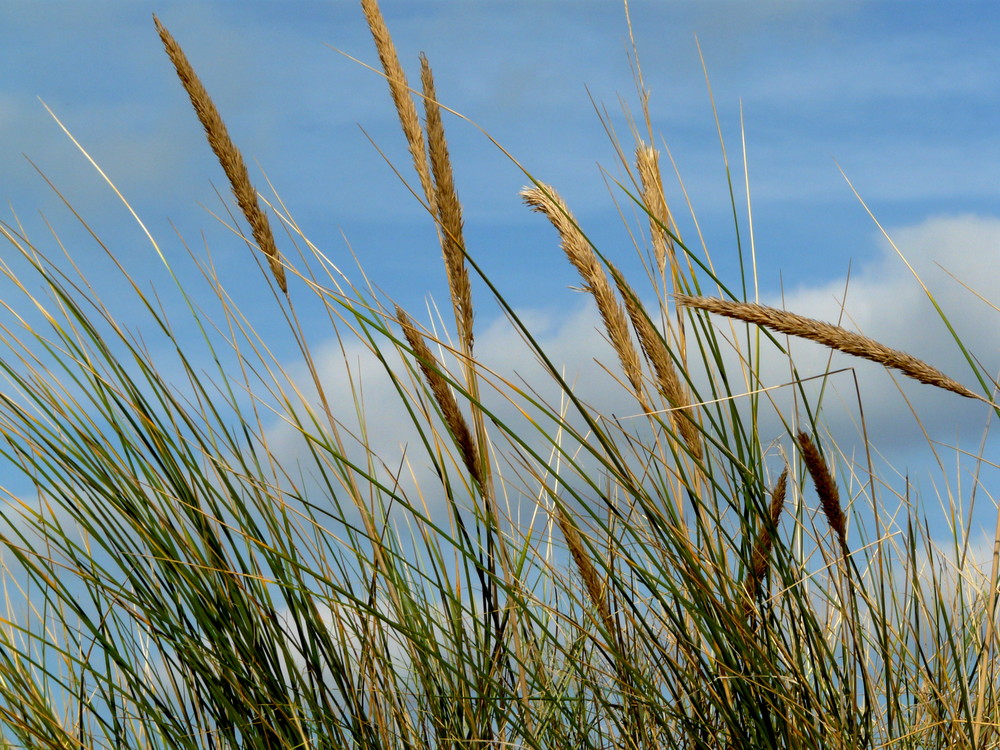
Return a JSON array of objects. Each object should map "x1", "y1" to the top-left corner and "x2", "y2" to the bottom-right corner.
[
  {"x1": 154, "y1": 15, "x2": 286, "y2": 294},
  {"x1": 522, "y1": 183, "x2": 645, "y2": 402},
  {"x1": 420, "y1": 54, "x2": 473, "y2": 355},
  {"x1": 675, "y1": 293, "x2": 980, "y2": 400},
  {"x1": 360, "y1": 0, "x2": 436, "y2": 213},
  {"x1": 743, "y1": 468, "x2": 788, "y2": 621},
  {"x1": 636, "y1": 143, "x2": 676, "y2": 285},
  {"x1": 797, "y1": 432, "x2": 848, "y2": 553},
  {"x1": 396, "y1": 305, "x2": 483, "y2": 492}
]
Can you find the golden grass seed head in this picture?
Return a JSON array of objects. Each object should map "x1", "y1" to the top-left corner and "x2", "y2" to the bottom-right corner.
[{"x1": 154, "y1": 15, "x2": 287, "y2": 295}]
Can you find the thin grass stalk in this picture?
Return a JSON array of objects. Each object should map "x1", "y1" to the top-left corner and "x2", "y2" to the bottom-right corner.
[
  {"x1": 796, "y1": 430, "x2": 877, "y2": 741},
  {"x1": 153, "y1": 16, "x2": 286, "y2": 295},
  {"x1": 418, "y1": 56, "x2": 510, "y2": 681},
  {"x1": 363, "y1": 19, "x2": 515, "y2": 716},
  {"x1": 362, "y1": 20, "x2": 523, "y2": 728},
  {"x1": 675, "y1": 294, "x2": 980, "y2": 400},
  {"x1": 352, "y1": 11, "x2": 511, "y2": 677}
]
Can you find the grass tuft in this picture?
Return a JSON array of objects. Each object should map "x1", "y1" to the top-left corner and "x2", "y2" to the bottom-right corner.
[{"x1": 0, "y1": 2, "x2": 996, "y2": 748}]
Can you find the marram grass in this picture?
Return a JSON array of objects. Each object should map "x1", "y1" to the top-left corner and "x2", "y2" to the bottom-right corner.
[{"x1": 0, "y1": 2, "x2": 998, "y2": 748}]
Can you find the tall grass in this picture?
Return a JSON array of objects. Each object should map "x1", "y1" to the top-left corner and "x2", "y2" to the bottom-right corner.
[{"x1": 0, "y1": 2, "x2": 997, "y2": 747}]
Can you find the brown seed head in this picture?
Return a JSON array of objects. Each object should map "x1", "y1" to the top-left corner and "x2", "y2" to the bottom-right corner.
[
  {"x1": 420, "y1": 55, "x2": 473, "y2": 355},
  {"x1": 636, "y1": 143, "x2": 675, "y2": 281},
  {"x1": 674, "y1": 294, "x2": 978, "y2": 400},
  {"x1": 154, "y1": 15, "x2": 286, "y2": 294},
  {"x1": 554, "y1": 507, "x2": 615, "y2": 637},
  {"x1": 797, "y1": 432, "x2": 848, "y2": 553},
  {"x1": 396, "y1": 306, "x2": 483, "y2": 492},
  {"x1": 743, "y1": 468, "x2": 789, "y2": 620},
  {"x1": 522, "y1": 184, "x2": 644, "y2": 400},
  {"x1": 360, "y1": 0, "x2": 436, "y2": 214}
]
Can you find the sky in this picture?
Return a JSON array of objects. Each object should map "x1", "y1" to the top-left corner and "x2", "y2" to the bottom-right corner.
[{"x1": 2, "y1": 1, "x2": 1000, "y2": 553}]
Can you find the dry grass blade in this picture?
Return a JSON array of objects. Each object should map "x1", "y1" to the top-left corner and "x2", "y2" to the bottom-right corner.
[
  {"x1": 743, "y1": 468, "x2": 788, "y2": 621},
  {"x1": 522, "y1": 184, "x2": 644, "y2": 400},
  {"x1": 797, "y1": 432, "x2": 848, "y2": 553},
  {"x1": 396, "y1": 305, "x2": 483, "y2": 492},
  {"x1": 610, "y1": 261, "x2": 702, "y2": 460},
  {"x1": 153, "y1": 15, "x2": 286, "y2": 294},
  {"x1": 675, "y1": 294, "x2": 980, "y2": 400},
  {"x1": 420, "y1": 54, "x2": 473, "y2": 355},
  {"x1": 360, "y1": 0, "x2": 436, "y2": 214}
]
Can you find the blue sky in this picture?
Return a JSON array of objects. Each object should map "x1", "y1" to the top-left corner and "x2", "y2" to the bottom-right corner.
[{"x1": 2, "y1": 1, "x2": 1000, "y2": 548}]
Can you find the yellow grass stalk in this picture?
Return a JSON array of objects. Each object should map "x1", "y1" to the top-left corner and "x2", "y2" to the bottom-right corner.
[
  {"x1": 522, "y1": 184, "x2": 644, "y2": 400},
  {"x1": 797, "y1": 432, "x2": 848, "y2": 553},
  {"x1": 420, "y1": 54, "x2": 473, "y2": 355},
  {"x1": 360, "y1": 0, "x2": 436, "y2": 215},
  {"x1": 154, "y1": 16, "x2": 287, "y2": 294},
  {"x1": 609, "y1": 262, "x2": 702, "y2": 460},
  {"x1": 743, "y1": 468, "x2": 788, "y2": 621},
  {"x1": 396, "y1": 306, "x2": 483, "y2": 492},
  {"x1": 675, "y1": 294, "x2": 979, "y2": 400}
]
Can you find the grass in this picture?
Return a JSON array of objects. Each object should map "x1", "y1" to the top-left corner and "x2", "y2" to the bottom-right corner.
[{"x1": 0, "y1": 1, "x2": 998, "y2": 747}]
